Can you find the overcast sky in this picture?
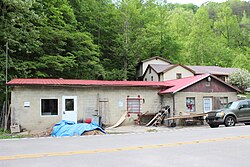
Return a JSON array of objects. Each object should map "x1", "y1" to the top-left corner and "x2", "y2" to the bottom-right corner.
[{"x1": 165, "y1": 0, "x2": 228, "y2": 6}]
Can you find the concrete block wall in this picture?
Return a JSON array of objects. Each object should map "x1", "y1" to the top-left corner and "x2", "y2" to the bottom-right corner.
[{"x1": 11, "y1": 86, "x2": 162, "y2": 130}]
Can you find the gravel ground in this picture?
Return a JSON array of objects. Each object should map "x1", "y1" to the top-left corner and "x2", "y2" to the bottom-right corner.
[{"x1": 104, "y1": 124, "x2": 210, "y2": 134}]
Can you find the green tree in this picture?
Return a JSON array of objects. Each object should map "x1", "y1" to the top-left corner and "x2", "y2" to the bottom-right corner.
[
  {"x1": 35, "y1": 0, "x2": 102, "y2": 79},
  {"x1": 69, "y1": 0, "x2": 122, "y2": 79},
  {"x1": 0, "y1": 0, "x2": 42, "y2": 78},
  {"x1": 229, "y1": 69, "x2": 250, "y2": 91},
  {"x1": 232, "y1": 50, "x2": 250, "y2": 72},
  {"x1": 239, "y1": 11, "x2": 250, "y2": 47},
  {"x1": 112, "y1": 0, "x2": 144, "y2": 80},
  {"x1": 167, "y1": 7, "x2": 194, "y2": 63},
  {"x1": 134, "y1": 0, "x2": 180, "y2": 63},
  {"x1": 187, "y1": 7, "x2": 218, "y2": 65},
  {"x1": 214, "y1": 5, "x2": 241, "y2": 47}
]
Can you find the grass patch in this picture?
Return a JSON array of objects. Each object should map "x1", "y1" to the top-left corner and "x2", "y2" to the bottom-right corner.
[
  {"x1": 244, "y1": 93, "x2": 250, "y2": 98},
  {"x1": 0, "y1": 129, "x2": 28, "y2": 139},
  {"x1": 238, "y1": 93, "x2": 250, "y2": 99}
]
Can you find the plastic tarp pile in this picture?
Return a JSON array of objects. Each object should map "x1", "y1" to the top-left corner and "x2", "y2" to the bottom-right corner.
[{"x1": 51, "y1": 120, "x2": 105, "y2": 137}]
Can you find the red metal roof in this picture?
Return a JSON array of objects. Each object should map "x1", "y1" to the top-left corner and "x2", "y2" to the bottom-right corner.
[
  {"x1": 7, "y1": 78, "x2": 173, "y2": 88},
  {"x1": 159, "y1": 74, "x2": 211, "y2": 94},
  {"x1": 159, "y1": 74, "x2": 241, "y2": 94}
]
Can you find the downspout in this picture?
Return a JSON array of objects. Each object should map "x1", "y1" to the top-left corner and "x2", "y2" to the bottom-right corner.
[
  {"x1": 160, "y1": 94, "x2": 163, "y2": 110},
  {"x1": 172, "y1": 93, "x2": 175, "y2": 117},
  {"x1": 172, "y1": 93, "x2": 177, "y2": 126}
]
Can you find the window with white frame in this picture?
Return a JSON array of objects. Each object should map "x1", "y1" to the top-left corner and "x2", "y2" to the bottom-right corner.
[
  {"x1": 41, "y1": 99, "x2": 58, "y2": 115},
  {"x1": 127, "y1": 96, "x2": 142, "y2": 113},
  {"x1": 186, "y1": 97, "x2": 195, "y2": 112}
]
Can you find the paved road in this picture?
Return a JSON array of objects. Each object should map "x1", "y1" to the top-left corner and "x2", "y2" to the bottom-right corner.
[{"x1": 0, "y1": 126, "x2": 250, "y2": 167}]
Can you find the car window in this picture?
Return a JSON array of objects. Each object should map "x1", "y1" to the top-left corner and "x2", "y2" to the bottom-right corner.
[
  {"x1": 239, "y1": 101, "x2": 249, "y2": 109},
  {"x1": 225, "y1": 102, "x2": 238, "y2": 109}
]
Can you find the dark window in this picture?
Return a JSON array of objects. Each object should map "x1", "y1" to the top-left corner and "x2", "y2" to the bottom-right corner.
[
  {"x1": 145, "y1": 78, "x2": 147, "y2": 81},
  {"x1": 176, "y1": 73, "x2": 182, "y2": 79},
  {"x1": 151, "y1": 76, "x2": 153, "y2": 81},
  {"x1": 186, "y1": 97, "x2": 195, "y2": 112},
  {"x1": 239, "y1": 101, "x2": 249, "y2": 109},
  {"x1": 65, "y1": 99, "x2": 74, "y2": 111},
  {"x1": 41, "y1": 99, "x2": 58, "y2": 115},
  {"x1": 149, "y1": 68, "x2": 151, "y2": 74}
]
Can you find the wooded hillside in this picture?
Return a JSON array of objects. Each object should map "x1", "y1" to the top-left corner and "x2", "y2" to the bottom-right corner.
[{"x1": 0, "y1": 0, "x2": 250, "y2": 104}]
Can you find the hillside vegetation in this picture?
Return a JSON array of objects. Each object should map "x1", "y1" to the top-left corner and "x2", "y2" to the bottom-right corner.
[{"x1": 1, "y1": 0, "x2": 250, "y2": 104}]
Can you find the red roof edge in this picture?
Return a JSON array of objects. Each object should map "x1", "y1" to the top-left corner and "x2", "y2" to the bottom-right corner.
[
  {"x1": 159, "y1": 74, "x2": 241, "y2": 94},
  {"x1": 6, "y1": 78, "x2": 174, "y2": 88}
]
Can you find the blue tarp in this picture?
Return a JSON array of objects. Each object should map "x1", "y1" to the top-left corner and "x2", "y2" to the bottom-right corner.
[{"x1": 51, "y1": 120, "x2": 105, "y2": 137}]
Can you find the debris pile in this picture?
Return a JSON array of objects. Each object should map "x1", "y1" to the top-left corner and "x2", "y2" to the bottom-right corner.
[
  {"x1": 51, "y1": 120, "x2": 105, "y2": 137},
  {"x1": 83, "y1": 130, "x2": 104, "y2": 135},
  {"x1": 30, "y1": 127, "x2": 53, "y2": 137}
]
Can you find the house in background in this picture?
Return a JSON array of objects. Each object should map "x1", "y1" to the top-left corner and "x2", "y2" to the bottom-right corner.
[
  {"x1": 136, "y1": 56, "x2": 172, "y2": 80},
  {"x1": 187, "y1": 66, "x2": 238, "y2": 82},
  {"x1": 7, "y1": 74, "x2": 241, "y2": 130},
  {"x1": 143, "y1": 64, "x2": 195, "y2": 81},
  {"x1": 136, "y1": 56, "x2": 238, "y2": 82}
]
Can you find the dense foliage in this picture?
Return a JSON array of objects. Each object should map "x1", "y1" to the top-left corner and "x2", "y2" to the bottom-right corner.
[
  {"x1": 229, "y1": 69, "x2": 250, "y2": 91},
  {"x1": 1, "y1": 0, "x2": 250, "y2": 105}
]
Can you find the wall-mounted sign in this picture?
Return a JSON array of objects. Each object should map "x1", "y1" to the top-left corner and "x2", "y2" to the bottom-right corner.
[
  {"x1": 118, "y1": 100, "x2": 123, "y2": 108},
  {"x1": 24, "y1": 102, "x2": 30, "y2": 107}
]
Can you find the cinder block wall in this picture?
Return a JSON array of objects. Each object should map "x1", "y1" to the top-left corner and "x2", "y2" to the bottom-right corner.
[{"x1": 11, "y1": 86, "x2": 162, "y2": 130}]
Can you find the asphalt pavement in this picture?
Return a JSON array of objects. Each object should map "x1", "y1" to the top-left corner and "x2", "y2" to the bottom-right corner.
[{"x1": 0, "y1": 125, "x2": 250, "y2": 167}]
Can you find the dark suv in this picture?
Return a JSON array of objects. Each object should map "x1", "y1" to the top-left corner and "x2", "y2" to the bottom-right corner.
[{"x1": 206, "y1": 99, "x2": 250, "y2": 128}]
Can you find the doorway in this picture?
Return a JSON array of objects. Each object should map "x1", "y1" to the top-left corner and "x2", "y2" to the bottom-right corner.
[
  {"x1": 62, "y1": 96, "x2": 77, "y2": 123},
  {"x1": 203, "y1": 97, "x2": 212, "y2": 113}
]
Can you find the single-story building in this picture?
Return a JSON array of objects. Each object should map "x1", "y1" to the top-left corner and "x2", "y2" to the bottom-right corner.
[
  {"x1": 7, "y1": 74, "x2": 241, "y2": 130},
  {"x1": 7, "y1": 79, "x2": 172, "y2": 130}
]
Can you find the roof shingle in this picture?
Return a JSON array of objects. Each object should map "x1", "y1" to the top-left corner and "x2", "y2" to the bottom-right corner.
[
  {"x1": 150, "y1": 64, "x2": 174, "y2": 73},
  {"x1": 187, "y1": 66, "x2": 238, "y2": 75}
]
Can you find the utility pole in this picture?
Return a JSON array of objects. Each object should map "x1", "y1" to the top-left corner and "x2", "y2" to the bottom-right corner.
[{"x1": 5, "y1": 41, "x2": 8, "y2": 119}]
